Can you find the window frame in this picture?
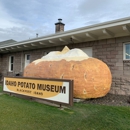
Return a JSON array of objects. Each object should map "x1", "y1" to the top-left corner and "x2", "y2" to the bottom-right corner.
[
  {"x1": 9, "y1": 56, "x2": 14, "y2": 72},
  {"x1": 123, "y1": 43, "x2": 130, "y2": 60}
]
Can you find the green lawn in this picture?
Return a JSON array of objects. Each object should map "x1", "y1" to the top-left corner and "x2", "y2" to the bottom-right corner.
[
  {"x1": 0, "y1": 86, "x2": 3, "y2": 92},
  {"x1": 0, "y1": 94, "x2": 130, "y2": 130}
]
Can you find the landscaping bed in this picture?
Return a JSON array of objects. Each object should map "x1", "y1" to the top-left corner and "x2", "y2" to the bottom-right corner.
[{"x1": 84, "y1": 93, "x2": 130, "y2": 107}]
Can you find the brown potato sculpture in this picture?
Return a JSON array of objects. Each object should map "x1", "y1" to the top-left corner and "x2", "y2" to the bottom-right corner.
[{"x1": 23, "y1": 47, "x2": 112, "y2": 99}]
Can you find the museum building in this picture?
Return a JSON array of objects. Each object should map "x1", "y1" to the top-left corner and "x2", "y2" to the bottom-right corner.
[{"x1": 0, "y1": 17, "x2": 130, "y2": 96}]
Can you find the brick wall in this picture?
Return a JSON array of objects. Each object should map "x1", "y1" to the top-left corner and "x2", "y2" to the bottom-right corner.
[
  {"x1": 0, "y1": 46, "x2": 61, "y2": 78},
  {"x1": 67, "y1": 36, "x2": 130, "y2": 96},
  {"x1": 0, "y1": 36, "x2": 130, "y2": 95}
]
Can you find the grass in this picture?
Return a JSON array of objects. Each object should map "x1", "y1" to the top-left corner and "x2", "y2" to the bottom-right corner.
[
  {"x1": 0, "y1": 86, "x2": 3, "y2": 93},
  {"x1": 0, "y1": 94, "x2": 130, "y2": 130}
]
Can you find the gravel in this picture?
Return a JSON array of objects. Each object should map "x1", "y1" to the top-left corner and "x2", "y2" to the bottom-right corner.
[{"x1": 83, "y1": 93, "x2": 130, "y2": 107}]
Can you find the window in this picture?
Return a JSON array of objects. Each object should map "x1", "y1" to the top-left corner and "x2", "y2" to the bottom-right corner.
[
  {"x1": 124, "y1": 43, "x2": 130, "y2": 60},
  {"x1": 25, "y1": 54, "x2": 30, "y2": 67},
  {"x1": 80, "y1": 47, "x2": 92, "y2": 57},
  {"x1": 9, "y1": 56, "x2": 14, "y2": 71},
  {"x1": 44, "y1": 51, "x2": 49, "y2": 56}
]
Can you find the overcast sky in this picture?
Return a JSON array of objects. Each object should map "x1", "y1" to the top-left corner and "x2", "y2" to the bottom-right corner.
[{"x1": 0, "y1": 0, "x2": 130, "y2": 42}]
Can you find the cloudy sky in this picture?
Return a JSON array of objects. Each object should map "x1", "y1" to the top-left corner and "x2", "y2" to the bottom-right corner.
[{"x1": 0, "y1": 0, "x2": 130, "y2": 42}]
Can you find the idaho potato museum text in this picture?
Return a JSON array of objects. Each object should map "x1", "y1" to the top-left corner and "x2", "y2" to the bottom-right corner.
[{"x1": 5, "y1": 80, "x2": 66, "y2": 94}]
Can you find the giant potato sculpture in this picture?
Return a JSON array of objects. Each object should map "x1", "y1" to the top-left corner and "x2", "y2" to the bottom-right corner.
[{"x1": 24, "y1": 46, "x2": 112, "y2": 99}]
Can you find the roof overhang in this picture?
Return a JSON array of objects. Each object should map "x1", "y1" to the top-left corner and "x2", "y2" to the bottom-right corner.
[{"x1": 1, "y1": 17, "x2": 130, "y2": 53}]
